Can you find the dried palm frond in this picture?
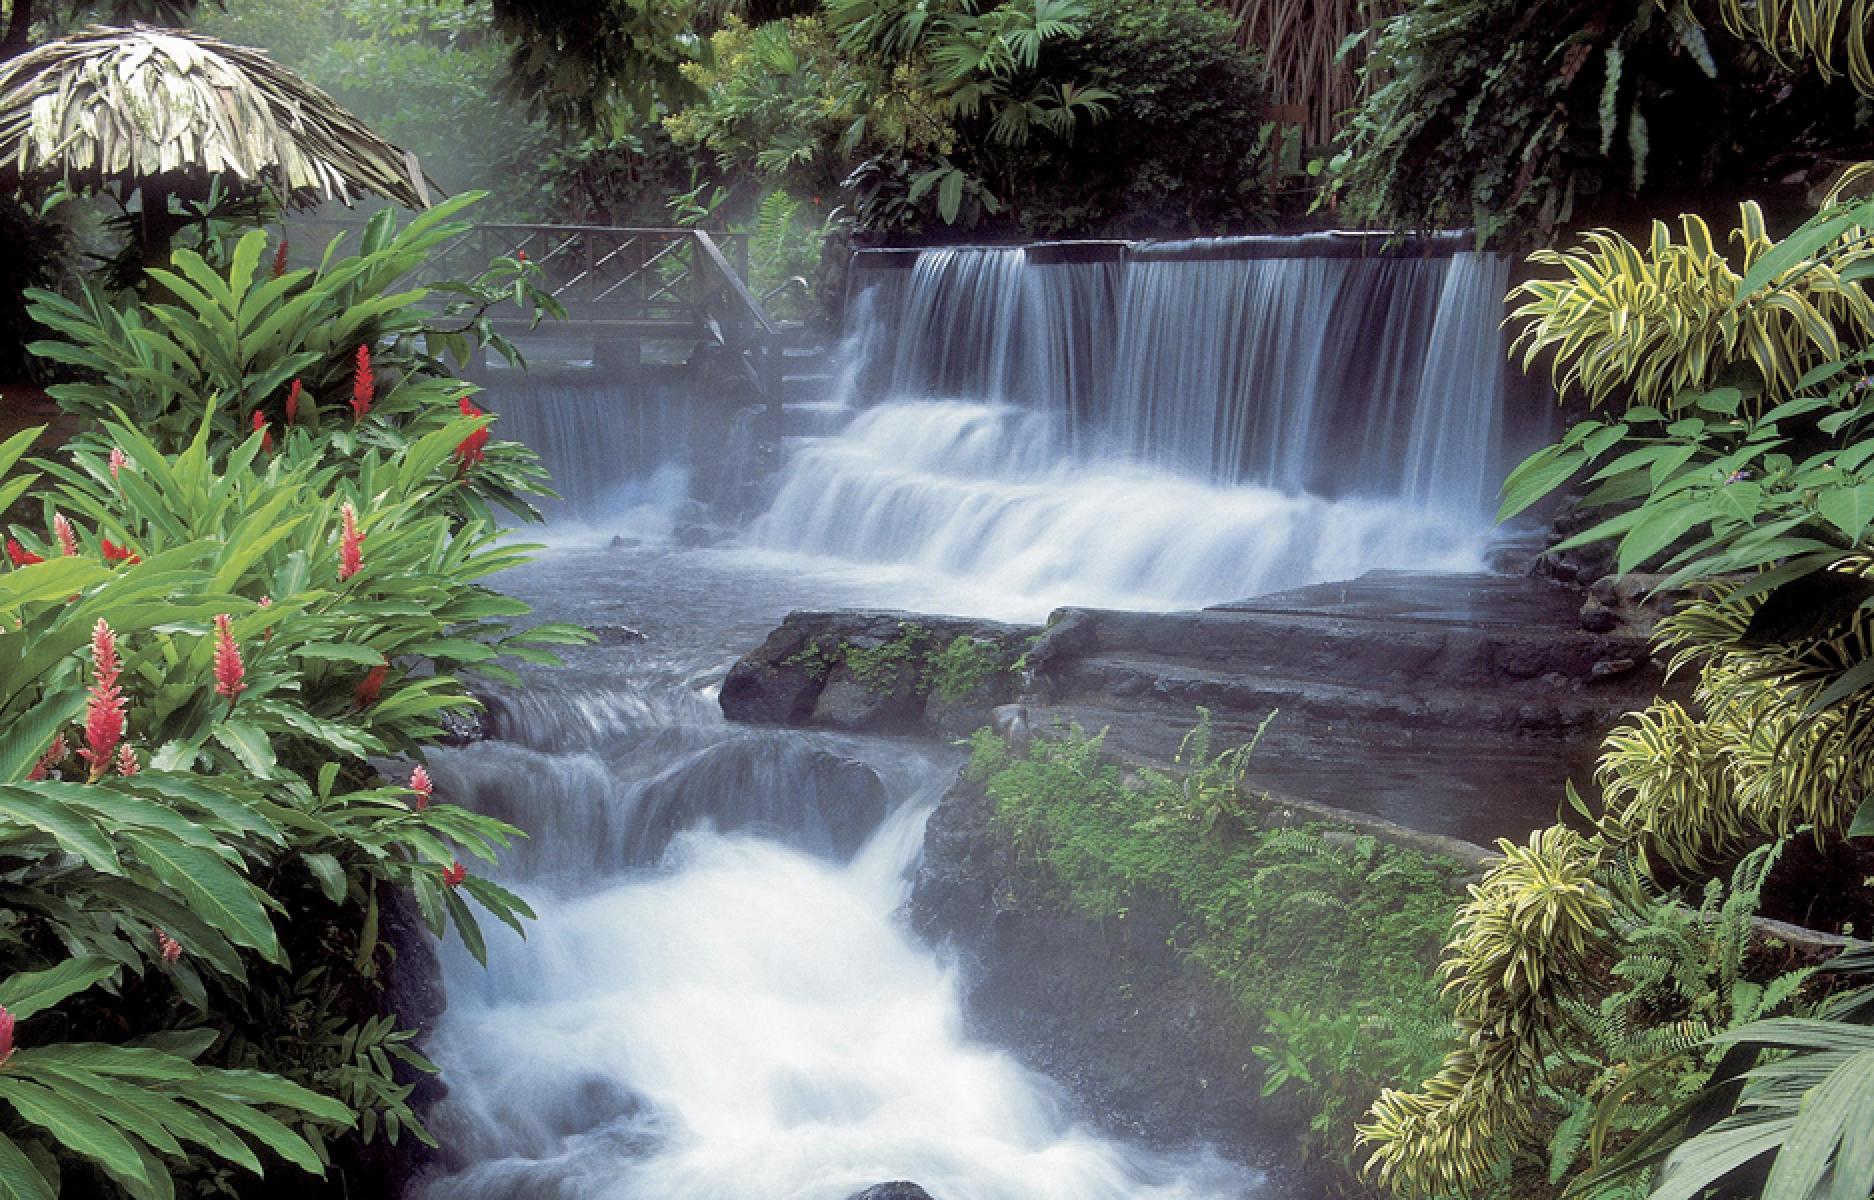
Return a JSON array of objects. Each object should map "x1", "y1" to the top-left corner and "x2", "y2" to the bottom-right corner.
[{"x1": 0, "y1": 24, "x2": 429, "y2": 209}]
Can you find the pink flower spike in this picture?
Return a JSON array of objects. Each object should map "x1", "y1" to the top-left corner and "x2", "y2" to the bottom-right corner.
[
  {"x1": 6, "y1": 538, "x2": 42, "y2": 568},
  {"x1": 156, "y1": 928, "x2": 181, "y2": 963},
  {"x1": 285, "y1": 379, "x2": 302, "y2": 424},
  {"x1": 0, "y1": 1004, "x2": 15, "y2": 1067},
  {"x1": 351, "y1": 345, "x2": 374, "y2": 422},
  {"x1": 27, "y1": 732, "x2": 67, "y2": 781},
  {"x1": 81, "y1": 621, "x2": 125, "y2": 781},
  {"x1": 115, "y1": 743, "x2": 139, "y2": 777},
  {"x1": 53, "y1": 513, "x2": 77, "y2": 557},
  {"x1": 338, "y1": 502, "x2": 363, "y2": 581},
  {"x1": 109, "y1": 447, "x2": 128, "y2": 481},
  {"x1": 272, "y1": 238, "x2": 289, "y2": 279},
  {"x1": 252, "y1": 409, "x2": 273, "y2": 454},
  {"x1": 442, "y1": 861, "x2": 466, "y2": 888},
  {"x1": 212, "y1": 614, "x2": 246, "y2": 703}
]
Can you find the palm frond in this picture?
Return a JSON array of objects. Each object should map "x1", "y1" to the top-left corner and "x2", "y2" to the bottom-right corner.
[{"x1": 0, "y1": 24, "x2": 429, "y2": 209}]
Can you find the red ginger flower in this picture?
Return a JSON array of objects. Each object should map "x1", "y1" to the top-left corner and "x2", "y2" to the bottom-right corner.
[
  {"x1": 354, "y1": 662, "x2": 387, "y2": 708},
  {"x1": 212, "y1": 614, "x2": 245, "y2": 703},
  {"x1": 0, "y1": 1004, "x2": 14, "y2": 1067},
  {"x1": 410, "y1": 765, "x2": 433, "y2": 812},
  {"x1": 155, "y1": 929, "x2": 181, "y2": 963},
  {"x1": 516, "y1": 249, "x2": 527, "y2": 263},
  {"x1": 285, "y1": 379, "x2": 302, "y2": 424},
  {"x1": 53, "y1": 513, "x2": 77, "y2": 557},
  {"x1": 109, "y1": 447, "x2": 128, "y2": 481},
  {"x1": 272, "y1": 237, "x2": 289, "y2": 279},
  {"x1": 351, "y1": 344, "x2": 374, "y2": 421},
  {"x1": 252, "y1": 409, "x2": 273, "y2": 454},
  {"x1": 115, "y1": 743, "x2": 138, "y2": 777},
  {"x1": 5, "y1": 538, "x2": 41, "y2": 568},
  {"x1": 81, "y1": 620, "x2": 126, "y2": 781},
  {"x1": 441, "y1": 861, "x2": 466, "y2": 888},
  {"x1": 338, "y1": 501, "x2": 364, "y2": 581},
  {"x1": 101, "y1": 538, "x2": 139, "y2": 565},
  {"x1": 27, "y1": 733, "x2": 66, "y2": 781},
  {"x1": 454, "y1": 395, "x2": 491, "y2": 469}
]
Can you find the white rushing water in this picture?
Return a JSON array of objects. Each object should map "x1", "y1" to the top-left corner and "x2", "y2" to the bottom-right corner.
[
  {"x1": 422, "y1": 234, "x2": 1526, "y2": 1197},
  {"x1": 413, "y1": 552, "x2": 1270, "y2": 1199}
]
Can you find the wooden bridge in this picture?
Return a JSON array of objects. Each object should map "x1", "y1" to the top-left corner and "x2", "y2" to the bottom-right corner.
[{"x1": 292, "y1": 219, "x2": 799, "y2": 425}]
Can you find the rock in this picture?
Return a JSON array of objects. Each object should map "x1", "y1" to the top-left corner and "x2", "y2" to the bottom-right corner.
[
  {"x1": 1590, "y1": 656, "x2": 1640, "y2": 682},
  {"x1": 991, "y1": 703, "x2": 1031, "y2": 750},
  {"x1": 847, "y1": 1185, "x2": 935, "y2": 1200},
  {"x1": 1580, "y1": 573, "x2": 1692, "y2": 639},
  {"x1": 721, "y1": 610, "x2": 1039, "y2": 736},
  {"x1": 812, "y1": 665, "x2": 927, "y2": 733},
  {"x1": 435, "y1": 706, "x2": 487, "y2": 747},
  {"x1": 589, "y1": 623, "x2": 648, "y2": 646},
  {"x1": 910, "y1": 772, "x2": 1281, "y2": 1165},
  {"x1": 608, "y1": 535, "x2": 641, "y2": 550}
]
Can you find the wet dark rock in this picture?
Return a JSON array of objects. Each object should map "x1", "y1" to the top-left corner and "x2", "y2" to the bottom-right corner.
[
  {"x1": 910, "y1": 773, "x2": 1283, "y2": 1167},
  {"x1": 1579, "y1": 573, "x2": 1698, "y2": 640},
  {"x1": 847, "y1": 1185, "x2": 936, "y2": 1200},
  {"x1": 590, "y1": 623, "x2": 649, "y2": 646},
  {"x1": 721, "y1": 610, "x2": 1037, "y2": 735},
  {"x1": 435, "y1": 705, "x2": 487, "y2": 747}
]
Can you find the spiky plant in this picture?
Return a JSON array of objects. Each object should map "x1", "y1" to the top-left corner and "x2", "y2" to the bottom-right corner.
[{"x1": 1212, "y1": 0, "x2": 1397, "y2": 148}]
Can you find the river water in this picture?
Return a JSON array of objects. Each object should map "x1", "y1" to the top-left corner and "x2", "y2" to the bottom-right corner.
[
  {"x1": 412, "y1": 234, "x2": 1525, "y2": 1197},
  {"x1": 413, "y1": 539, "x2": 1271, "y2": 1200}
]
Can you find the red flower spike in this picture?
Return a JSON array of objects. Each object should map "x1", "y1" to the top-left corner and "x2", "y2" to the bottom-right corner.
[
  {"x1": 109, "y1": 447, "x2": 128, "y2": 481},
  {"x1": 285, "y1": 378, "x2": 302, "y2": 424},
  {"x1": 5, "y1": 538, "x2": 41, "y2": 568},
  {"x1": 410, "y1": 764, "x2": 433, "y2": 812},
  {"x1": 212, "y1": 613, "x2": 246, "y2": 703},
  {"x1": 354, "y1": 662, "x2": 387, "y2": 708},
  {"x1": 115, "y1": 743, "x2": 138, "y2": 777},
  {"x1": 272, "y1": 238, "x2": 289, "y2": 279},
  {"x1": 53, "y1": 513, "x2": 77, "y2": 557},
  {"x1": 442, "y1": 861, "x2": 466, "y2": 889},
  {"x1": 338, "y1": 502, "x2": 364, "y2": 581},
  {"x1": 351, "y1": 345, "x2": 374, "y2": 421},
  {"x1": 156, "y1": 928, "x2": 182, "y2": 963},
  {"x1": 81, "y1": 620, "x2": 126, "y2": 781},
  {"x1": 27, "y1": 732, "x2": 67, "y2": 781},
  {"x1": 516, "y1": 249, "x2": 527, "y2": 263},
  {"x1": 100, "y1": 538, "x2": 139, "y2": 565},
  {"x1": 454, "y1": 395, "x2": 491, "y2": 470},
  {"x1": 0, "y1": 1004, "x2": 15, "y2": 1067},
  {"x1": 252, "y1": 409, "x2": 273, "y2": 454}
]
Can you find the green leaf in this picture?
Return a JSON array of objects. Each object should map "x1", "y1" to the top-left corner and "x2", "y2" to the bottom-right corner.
[
  {"x1": 210, "y1": 722, "x2": 275, "y2": 780},
  {"x1": 1617, "y1": 503, "x2": 1706, "y2": 573},
  {"x1": 0, "y1": 1133, "x2": 54, "y2": 1200},
  {"x1": 1816, "y1": 482, "x2": 1874, "y2": 543},
  {"x1": 0, "y1": 958, "x2": 116, "y2": 1020},
  {"x1": 301, "y1": 852, "x2": 347, "y2": 904},
  {"x1": 0, "y1": 1078, "x2": 150, "y2": 1191},
  {"x1": 0, "y1": 690, "x2": 86, "y2": 785},
  {"x1": 119, "y1": 833, "x2": 279, "y2": 962}
]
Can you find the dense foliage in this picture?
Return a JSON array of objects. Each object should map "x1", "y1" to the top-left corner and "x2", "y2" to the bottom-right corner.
[
  {"x1": 0, "y1": 199, "x2": 586, "y2": 1197},
  {"x1": 1330, "y1": 0, "x2": 1874, "y2": 245},
  {"x1": 1360, "y1": 171, "x2": 1874, "y2": 1199}
]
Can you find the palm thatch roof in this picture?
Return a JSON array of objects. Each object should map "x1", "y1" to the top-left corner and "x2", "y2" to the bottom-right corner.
[{"x1": 0, "y1": 24, "x2": 430, "y2": 208}]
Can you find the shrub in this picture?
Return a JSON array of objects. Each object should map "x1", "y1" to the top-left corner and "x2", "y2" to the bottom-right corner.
[{"x1": 0, "y1": 202, "x2": 588, "y2": 1196}]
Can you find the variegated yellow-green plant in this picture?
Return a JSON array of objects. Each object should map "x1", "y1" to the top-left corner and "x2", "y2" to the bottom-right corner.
[
  {"x1": 1357, "y1": 826, "x2": 1612, "y2": 1197},
  {"x1": 1716, "y1": 0, "x2": 1874, "y2": 95},
  {"x1": 1508, "y1": 200, "x2": 1874, "y2": 414}
]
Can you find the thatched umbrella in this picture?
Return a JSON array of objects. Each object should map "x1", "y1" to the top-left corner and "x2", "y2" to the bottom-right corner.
[{"x1": 0, "y1": 24, "x2": 431, "y2": 262}]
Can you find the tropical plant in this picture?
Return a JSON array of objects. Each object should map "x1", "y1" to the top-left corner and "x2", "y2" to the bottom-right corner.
[
  {"x1": 1715, "y1": 0, "x2": 1874, "y2": 95},
  {"x1": 25, "y1": 193, "x2": 561, "y2": 523},
  {"x1": 1212, "y1": 0, "x2": 1394, "y2": 148},
  {"x1": 1329, "y1": 0, "x2": 1870, "y2": 245},
  {"x1": 1359, "y1": 825, "x2": 1612, "y2": 1197}
]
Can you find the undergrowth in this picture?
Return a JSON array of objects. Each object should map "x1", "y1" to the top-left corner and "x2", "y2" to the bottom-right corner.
[{"x1": 966, "y1": 721, "x2": 1464, "y2": 1188}]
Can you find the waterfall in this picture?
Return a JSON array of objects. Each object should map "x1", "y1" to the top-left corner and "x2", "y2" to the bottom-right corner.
[
  {"x1": 411, "y1": 550, "x2": 1276, "y2": 1197},
  {"x1": 752, "y1": 234, "x2": 1517, "y2": 617}
]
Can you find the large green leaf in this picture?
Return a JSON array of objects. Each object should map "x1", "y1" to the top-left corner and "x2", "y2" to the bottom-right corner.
[{"x1": 0, "y1": 958, "x2": 116, "y2": 1020}]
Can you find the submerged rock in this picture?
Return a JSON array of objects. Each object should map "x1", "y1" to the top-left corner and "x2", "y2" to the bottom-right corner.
[{"x1": 848, "y1": 1185, "x2": 935, "y2": 1200}]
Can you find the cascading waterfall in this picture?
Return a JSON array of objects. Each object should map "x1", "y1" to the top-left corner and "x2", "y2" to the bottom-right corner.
[
  {"x1": 752, "y1": 234, "x2": 1516, "y2": 617},
  {"x1": 412, "y1": 549, "x2": 1273, "y2": 1199}
]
